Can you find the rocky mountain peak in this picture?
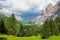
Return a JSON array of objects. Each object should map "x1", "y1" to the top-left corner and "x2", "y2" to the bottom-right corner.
[
  {"x1": 56, "y1": 1, "x2": 60, "y2": 8},
  {"x1": 32, "y1": 1, "x2": 60, "y2": 25}
]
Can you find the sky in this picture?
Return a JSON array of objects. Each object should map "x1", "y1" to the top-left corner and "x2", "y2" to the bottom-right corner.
[{"x1": 0, "y1": 0, "x2": 59, "y2": 20}]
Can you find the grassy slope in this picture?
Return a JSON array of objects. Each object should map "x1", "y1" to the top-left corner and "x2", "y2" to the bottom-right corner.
[
  {"x1": 0, "y1": 34, "x2": 60, "y2": 40},
  {"x1": 0, "y1": 34, "x2": 41, "y2": 40}
]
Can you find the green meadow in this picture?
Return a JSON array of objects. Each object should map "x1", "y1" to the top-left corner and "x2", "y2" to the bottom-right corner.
[{"x1": 0, "y1": 34, "x2": 60, "y2": 40}]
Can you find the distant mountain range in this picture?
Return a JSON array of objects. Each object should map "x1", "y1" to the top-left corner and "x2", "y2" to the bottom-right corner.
[{"x1": 32, "y1": 1, "x2": 60, "y2": 25}]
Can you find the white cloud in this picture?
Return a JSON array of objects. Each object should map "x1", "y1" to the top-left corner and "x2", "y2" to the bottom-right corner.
[
  {"x1": 37, "y1": 0, "x2": 59, "y2": 10},
  {"x1": 9, "y1": 0, "x2": 58, "y2": 11},
  {"x1": 0, "y1": 0, "x2": 59, "y2": 11},
  {"x1": 0, "y1": 0, "x2": 59, "y2": 20},
  {"x1": 0, "y1": 0, "x2": 11, "y2": 7},
  {"x1": 10, "y1": 0, "x2": 30, "y2": 11},
  {"x1": 2, "y1": 8, "x2": 12, "y2": 14},
  {"x1": 10, "y1": 0, "x2": 59, "y2": 10}
]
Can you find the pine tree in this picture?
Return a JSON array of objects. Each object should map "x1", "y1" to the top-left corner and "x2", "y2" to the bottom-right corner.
[
  {"x1": 49, "y1": 20, "x2": 59, "y2": 35},
  {"x1": 55, "y1": 16, "x2": 60, "y2": 32},
  {"x1": 41, "y1": 18, "x2": 51, "y2": 39},
  {"x1": 0, "y1": 14, "x2": 7, "y2": 34},
  {"x1": 0, "y1": 19, "x2": 7, "y2": 34},
  {"x1": 24, "y1": 28, "x2": 32, "y2": 37},
  {"x1": 17, "y1": 22, "x2": 25, "y2": 37},
  {"x1": 5, "y1": 13, "x2": 16, "y2": 35},
  {"x1": 41, "y1": 18, "x2": 59, "y2": 39}
]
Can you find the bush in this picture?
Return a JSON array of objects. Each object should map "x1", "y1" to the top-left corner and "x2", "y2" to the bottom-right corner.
[{"x1": 0, "y1": 37, "x2": 7, "y2": 40}]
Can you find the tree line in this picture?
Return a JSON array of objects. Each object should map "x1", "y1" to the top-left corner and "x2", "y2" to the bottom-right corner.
[
  {"x1": 0, "y1": 13, "x2": 60, "y2": 39},
  {"x1": 40, "y1": 16, "x2": 60, "y2": 39},
  {"x1": 0, "y1": 13, "x2": 40, "y2": 37}
]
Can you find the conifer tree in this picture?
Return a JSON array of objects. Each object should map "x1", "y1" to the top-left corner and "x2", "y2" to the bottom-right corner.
[
  {"x1": 41, "y1": 18, "x2": 51, "y2": 39},
  {"x1": 49, "y1": 20, "x2": 59, "y2": 35},
  {"x1": 5, "y1": 13, "x2": 16, "y2": 35},
  {"x1": 55, "y1": 16, "x2": 60, "y2": 32},
  {"x1": 18, "y1": 22, "x2": 25, "y2": 37}
]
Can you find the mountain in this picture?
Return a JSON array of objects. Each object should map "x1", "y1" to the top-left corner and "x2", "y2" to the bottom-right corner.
[
  {"x1": 32, "y1": 1, "x2": 60, "y2": 25},
  {"x1": 54, "y1": 1, "x2": 60, "y2": 16},
  {"x1": 0, "y1": 12, "x2": 22, "y2": 21}
]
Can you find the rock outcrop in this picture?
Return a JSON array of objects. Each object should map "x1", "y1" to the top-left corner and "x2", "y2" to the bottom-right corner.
[{"x1": 32, "y1": 1, "x2": 60, "y2": 25}]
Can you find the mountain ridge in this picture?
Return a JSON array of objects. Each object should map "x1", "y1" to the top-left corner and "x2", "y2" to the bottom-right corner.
[{"x1": 32, "y1": 1, "x2": 60, "y2": 25}]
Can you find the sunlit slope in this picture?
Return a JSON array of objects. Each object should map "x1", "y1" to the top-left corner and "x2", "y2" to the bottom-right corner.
[{"x1": 0, "y1": 34, "x2": 60, "y2": 40}]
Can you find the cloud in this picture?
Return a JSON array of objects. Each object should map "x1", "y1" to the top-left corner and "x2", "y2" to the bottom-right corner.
[
  {"x1": 0, "y1": 0, "x2": 6, "y2": 1},
  {"x1": 0, "y1": 0, "x2": 59, "y2": 11},
  {"x1": 0, "y1": 0, "x2": 59, "y2": 20},
  {"x1": 9, "y1": 0, "x2": 59, "y2": 11}
]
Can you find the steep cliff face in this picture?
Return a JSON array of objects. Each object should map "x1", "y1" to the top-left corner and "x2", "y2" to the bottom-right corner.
[
  {"x1": 54, "y1": 1, "x2": 60, "y2": 16},
  {"x1": 32, "y1": 1, "x2": 60, "y2": 25}
]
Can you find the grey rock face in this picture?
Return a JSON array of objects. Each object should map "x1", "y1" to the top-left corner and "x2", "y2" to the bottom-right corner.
[{"x1": 32, "y1": 1, "x2": 60, "y2": 25}]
